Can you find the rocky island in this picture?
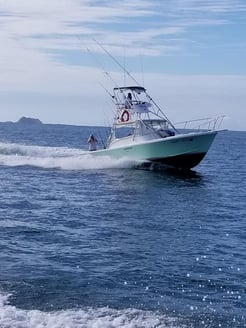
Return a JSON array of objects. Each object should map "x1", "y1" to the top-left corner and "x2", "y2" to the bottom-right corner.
[{"x1": 17, "y1": 116, "x2": 43, "y2": 125}]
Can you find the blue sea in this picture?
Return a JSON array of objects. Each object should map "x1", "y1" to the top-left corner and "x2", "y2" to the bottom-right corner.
[{"x1": 0, "y1": 122, "x2": 245, "y2": 328}]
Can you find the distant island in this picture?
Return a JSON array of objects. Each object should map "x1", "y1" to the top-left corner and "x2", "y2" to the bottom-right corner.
[{"x1": 17, "y1": 116, "x2": 43, "y2": 125}]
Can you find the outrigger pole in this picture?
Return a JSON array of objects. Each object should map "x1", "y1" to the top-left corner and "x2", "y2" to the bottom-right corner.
[
  {"x1": 93, "y1": 39, "x2": 140, "y2": 87},
  {"x1": 93, "y1": 39, "x2": 179, "y2": 134}
]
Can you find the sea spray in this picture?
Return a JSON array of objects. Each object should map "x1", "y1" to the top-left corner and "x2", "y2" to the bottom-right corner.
[
  {"x1": 0, "y1": 142, "x2": 136, "y2": 170},
  {"x1": 0, "y1": 293, "x2": 179, "y2": 328}
]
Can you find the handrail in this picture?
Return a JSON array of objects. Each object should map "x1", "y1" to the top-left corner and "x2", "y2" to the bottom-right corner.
[{"x1": 174, "y1": 116, "x2": 226, "y2": 132}]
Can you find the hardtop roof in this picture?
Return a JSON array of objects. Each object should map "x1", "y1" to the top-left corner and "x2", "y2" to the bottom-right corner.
[{"x1": 113, "y1": 86, "x2": 146, "y2": 92}]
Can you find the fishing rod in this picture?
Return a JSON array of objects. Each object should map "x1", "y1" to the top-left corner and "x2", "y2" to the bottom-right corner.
[
  {"x1": 78, "y1": 40, "x2": 119, "y2": 103},
  {"x1": 98, "y1": 82, "x2": 114, "y2": 102},
  {"x1": 87, "y1": 46, "x2": 123, "y2": 111},
  {"x1": 97, "y1": 129, "x2": 106, "y2": 149},
  {"x1": 86, "y1": 46, "x2": 122, "y2": 146},
  {"x1": 86, "y1": 47, "x2": 120, "y2": 90}
]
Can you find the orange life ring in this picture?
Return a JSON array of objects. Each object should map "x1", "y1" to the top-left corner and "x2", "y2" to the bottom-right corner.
[{"x1": 120, "y1": 110, "x2": 130, "y2": 123}]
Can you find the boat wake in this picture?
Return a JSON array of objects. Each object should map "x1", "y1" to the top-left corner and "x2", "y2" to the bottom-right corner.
[
  {"x1": 0, "y1": 293, "x2": 181, "y2": 328},
  {"x1": 0, "y1": 142, "x2": 136, "y2": 170}
]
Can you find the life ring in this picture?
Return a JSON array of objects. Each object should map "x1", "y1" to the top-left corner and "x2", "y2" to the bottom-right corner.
[{"x1": 120, "y1": 110, "x2": 130, "y2": 123}]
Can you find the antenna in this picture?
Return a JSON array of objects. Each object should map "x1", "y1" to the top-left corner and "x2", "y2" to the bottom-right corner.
[{"x1": 140, "y1": 53, "x2": 145, "y2": 87}]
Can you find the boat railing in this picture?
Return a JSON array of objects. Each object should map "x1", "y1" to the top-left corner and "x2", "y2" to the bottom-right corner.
[{"x1": 174, "y1": 116, "x2": 225, "y2": 132}]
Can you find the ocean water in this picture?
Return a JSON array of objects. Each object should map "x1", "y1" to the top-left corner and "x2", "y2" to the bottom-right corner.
[{"x1": 0, "y1": 122, "x2": 245, "y2": 328}]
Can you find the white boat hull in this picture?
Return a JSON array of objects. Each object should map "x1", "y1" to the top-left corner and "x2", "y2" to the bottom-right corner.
[{"x1": 88, "y1": 131, "x2": 217, "y2": 169}]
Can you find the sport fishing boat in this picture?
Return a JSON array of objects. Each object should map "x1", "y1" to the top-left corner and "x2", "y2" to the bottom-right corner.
[{"x1": 87, "y1": 85, "x2": 224, "y2": 169}]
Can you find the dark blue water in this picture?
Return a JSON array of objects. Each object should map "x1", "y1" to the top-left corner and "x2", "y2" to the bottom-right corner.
[{"x1": 0, "y1": 122, "x2": 245, "y2": 327}]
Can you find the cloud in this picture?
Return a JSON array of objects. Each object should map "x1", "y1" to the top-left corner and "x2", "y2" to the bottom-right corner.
[
  {"x1": 1, "y1": 0, "x2": 245, "y2": 60},
  {"x1": 1, "y1": 0, "x2": 244, "y2": 57},
  {"x1": 162, "y1": 0, "x2": 246, "y2": 15},
  {"x1": 0, "y1": 0, "x2": 246, "y2": 130}
]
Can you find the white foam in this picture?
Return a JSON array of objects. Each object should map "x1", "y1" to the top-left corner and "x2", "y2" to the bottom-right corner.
[
  {"x1": 0, "y1": 142, "x2": 136, "y2": 170},
  {"x1": 0, "y1": 293, "x2": 181, "y2": 328}
]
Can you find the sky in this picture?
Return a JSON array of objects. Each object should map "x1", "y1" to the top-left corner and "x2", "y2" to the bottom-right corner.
[{"x1": 0, "y1": 0, "x2": 245, "y2": 131}]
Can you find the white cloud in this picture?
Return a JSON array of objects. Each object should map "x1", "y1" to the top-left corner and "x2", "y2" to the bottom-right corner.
[
  {"x1": 2, "y1": 0, "x2": 244, "y2": 59},
  {"x1": 164, "y1": 0, "x2": 246, "y2": 14},
  {"x1": 1, "y1": 0, "x2": 245, "y2": 60},
  {"x1": 0, "y1": 0, "x2": 245, "y2": 130}
]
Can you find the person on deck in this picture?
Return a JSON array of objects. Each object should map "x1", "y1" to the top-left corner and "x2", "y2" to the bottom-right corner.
[
  {"x1": 125, "y1": 92, "x2": 132, "y2": 109},
  {"x1": 87, "y1": 134, "x2": 98, "y2": 151}
]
